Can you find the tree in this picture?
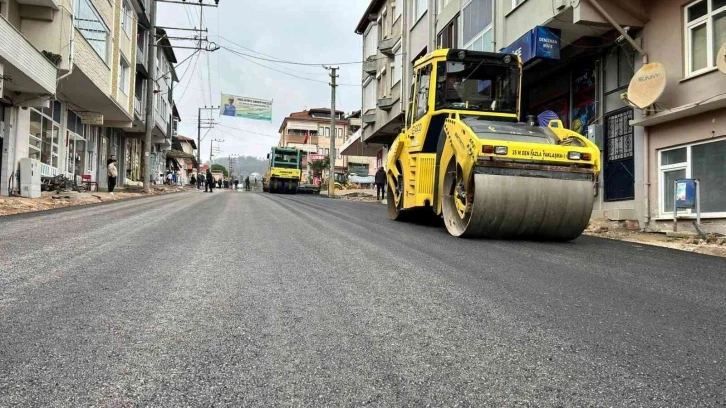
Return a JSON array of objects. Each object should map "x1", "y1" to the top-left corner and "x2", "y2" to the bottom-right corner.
[{"x1": 211, "y1": 164, "x2": 228, "y2": 177}]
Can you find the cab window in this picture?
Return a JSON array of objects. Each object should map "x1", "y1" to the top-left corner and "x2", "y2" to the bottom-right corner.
[{"x1": 415, "y1": 65, "x2": 432, "y2": 121}]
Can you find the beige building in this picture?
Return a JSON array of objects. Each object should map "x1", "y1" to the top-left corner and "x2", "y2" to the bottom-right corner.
[
  {"x1": 278, "y1": 108, "x2": 350, "y2": 181},
  {"x1": 0, "y1": 0, "x2": 149, "y2": 194},
  {"x1": 629, "y1": 0, "x2": 726, "y2": 233}
]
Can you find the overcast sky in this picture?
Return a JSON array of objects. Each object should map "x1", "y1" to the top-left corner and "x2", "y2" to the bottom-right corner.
[{"x1": 156, "y1": 0, "x2": 369, "y2": 162}]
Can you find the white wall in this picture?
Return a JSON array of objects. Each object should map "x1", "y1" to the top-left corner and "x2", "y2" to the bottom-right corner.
[
  {"x1": 363, "y1": 78, "x2": 377, "y2": 111},
  {"x1": 364, "y1": 23, "x2": 378, "y2": 58}
]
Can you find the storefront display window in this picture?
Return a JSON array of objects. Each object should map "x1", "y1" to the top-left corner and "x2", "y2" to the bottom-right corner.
[{"x1": 29, "y1": 108, "x2": 60, "y2": 172}]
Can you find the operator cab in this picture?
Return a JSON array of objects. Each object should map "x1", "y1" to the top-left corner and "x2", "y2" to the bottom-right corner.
[{"x1": 405, "y1": 49, "x2": 522, "y2": 154}]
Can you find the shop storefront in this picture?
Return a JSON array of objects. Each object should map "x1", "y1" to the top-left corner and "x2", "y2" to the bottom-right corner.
[
  {"x1": 65, "y1": 110, "x2": 88, "y2": 183},
  {"x1": 125, "y1": 137, "x2": 143, "y2": 186},
  {"x1": 504, "y1": 26, "x2": 639, "y2": 220},
  {"x1": 28, "y1": 102, "x2": 63, "y2": 178}
]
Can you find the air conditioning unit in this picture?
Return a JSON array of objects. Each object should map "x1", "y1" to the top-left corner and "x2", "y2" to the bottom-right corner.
[{"x1": 19, "y1": 158, "x2": 41, "y2": 198}]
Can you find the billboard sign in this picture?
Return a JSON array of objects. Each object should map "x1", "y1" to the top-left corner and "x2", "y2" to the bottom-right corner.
[
  {"x1": 309, "y1": 154, "x2": 326, "y2": 162},
  {"x1": 220, "y1": 93, "x2": 272, "y2": 121}
]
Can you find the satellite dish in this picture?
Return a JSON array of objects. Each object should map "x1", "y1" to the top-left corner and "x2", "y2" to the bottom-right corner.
[
  {"x1": 627, "y1": 62, "x2": 667, "y2": 109},
  {"x1": 717, "y1": 41, "x2": 726, "y2": 74}
]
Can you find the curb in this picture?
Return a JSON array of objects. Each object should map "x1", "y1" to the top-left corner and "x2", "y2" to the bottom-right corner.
[{"x1": 0, "y1": 190, "x2": 191, "y2": 220}]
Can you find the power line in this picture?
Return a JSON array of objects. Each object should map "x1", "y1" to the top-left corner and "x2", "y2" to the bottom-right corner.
[
  {"x1": 214, "y1": 123, "x2": 280, "y2": 139},
  {"x1": 175, "y1": 51, "x2": 201, "y2": 103},
  {"x1": 215, "y1": 36, "x2": 377, "y2": 66},
  {"x1": 222, "y1": 47, "x2": 359, "y2": 87}
]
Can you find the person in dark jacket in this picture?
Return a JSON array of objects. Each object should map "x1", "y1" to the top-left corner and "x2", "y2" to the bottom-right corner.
[
  {"x1": 374, "y1": 166, "x2": 386, "y2": 200},
  {"x1": 205, "y1": 169, "x2": 214, "y2": 193}
]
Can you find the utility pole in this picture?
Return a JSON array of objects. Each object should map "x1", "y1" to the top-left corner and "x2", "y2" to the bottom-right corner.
[
  {"x1": 210, "y1": 138, "x2": 224, "y2": 165},
  {"x1": 326, "y1": 66, "x2": 338, "y2": 198},
  {"x1": 143, "y1": 0, "x2": 157, "y2": 193},
  {"x1": 197, "y1": 106, "x2": 217, "y2": 188}
]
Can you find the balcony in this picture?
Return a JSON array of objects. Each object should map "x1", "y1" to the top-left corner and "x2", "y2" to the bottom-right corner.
[
  {"x1": 377, "y1": 96, "x2": 395, "y2": 111},
  {"x1": 362, "y1": 110, "x2": 377, "y2": 124},
  {"x1": 134, "y1": 95, "x2": 144, "y2": 118},
  {"x1": 363, "y1": 58, "x2": 376, "y2": 74},
  {"x1": 137, "y1": 47, "x2": 148, "y2": 76},
  {"x1": 0, "y1": 14, "x2": 57, "y2": 96},
  {"x1": 378, "y1": 37, "x2": 396, "y2": 57},
  {"x1": 16, "y1": 0, "x2": 59, "y2": 9}
]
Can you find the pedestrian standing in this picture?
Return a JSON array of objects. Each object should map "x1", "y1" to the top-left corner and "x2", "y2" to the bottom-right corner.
[
  {"x1": 107, "y1": 157, "x2": 118, "y2": 196},
  {"x1": 375, "y1": 166, "x2": 386, "y2": 200},
  {"x1": 205, "y1": 169, "x2": 214, "y2": 193}
]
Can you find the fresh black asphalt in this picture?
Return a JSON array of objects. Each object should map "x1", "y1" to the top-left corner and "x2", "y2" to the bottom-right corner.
[{"x1": 1, "y1": 190, "x2": 725, "y2": 406}]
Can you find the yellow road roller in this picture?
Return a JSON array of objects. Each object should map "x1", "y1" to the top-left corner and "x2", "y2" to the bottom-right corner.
[{"x1": 386, "y1": 49, "x2": 601, "y2": 241}]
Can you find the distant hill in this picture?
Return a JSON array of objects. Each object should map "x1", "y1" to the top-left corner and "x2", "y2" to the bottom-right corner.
[{"x1": 212, "y1": 156, "x2": 267, "y2": 177}]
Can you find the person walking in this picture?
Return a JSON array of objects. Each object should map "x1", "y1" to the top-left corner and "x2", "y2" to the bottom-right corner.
[
  {"x1": 205, "y1": 169, "x2": 214, "y2": 193},
  {"x1": 374, "y1": 166, "x2": 386, "y2": 200},
  {"x1": 234, "y1": 178, "x2": 239, "y2": 190},
  {"x1": 245, "y1": 176, "x2": 250, "y2": 191},
  {"x1": 107, "y1": 157, "x2": 118, "y2": 196}
]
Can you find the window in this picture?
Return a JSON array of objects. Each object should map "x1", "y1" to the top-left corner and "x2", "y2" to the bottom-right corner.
[
  {"x1": 393, "y1": 42, "x2": 402, "y2": 85},
  {"x1": 512, "y1": 0, "x2": 526, "y2": 8},
  {"x1": 434, "y1": 60, "x2": 519, "y2": 113},
  {"x1": 684, "y1": 0, "x2": 726, "y2": 76},
  {"x1": 363, "y1": 79, "x2": 377, "y2": 111},
  {"x1": 659, "y1": 139, "x2": 726, "y2": 215},
  {"x1": 337, "y1": 128, "x2": 342, "y2": 138},
  {"x1": 394, "y1": 0, "x2": 402, "y2": 20},
  {"x1": 28, "y1": 108, "x2": 60, "y2": 170},
  {"x1": 324, "y1": 127, "x2": 330, "y2": 137},
  {"x1": 364, "y1": 24, "x2": 378, "y2": 59},
  {"x1": 415, "y1": 65, "x2": 431, "y2": 120},
  {"x1": 463, "y1": 0, "x2": 493, "y2": 51},
  {"x1": 411, "y1": 0, "x2": 427, "y2": 24},
  {"x1": 74, "y1": 0, "x2": 110, "y2": 63},
  {"x1": 119, "y1": 55, "x2": 130, "y2": 94},
  {"x1": 438, "y1": 17, "x2": 458, "y2": 48},
  {"x1": 121, "y1": 1, "x2": 133, "y2": 38},
  {"x1": 336, "y1": 149, "x2": 341, "y2": 159}
]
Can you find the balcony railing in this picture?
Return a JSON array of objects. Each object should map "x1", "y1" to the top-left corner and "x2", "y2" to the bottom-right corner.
[{"x1": 40, "y1": 163, "x2": 58, "y2": 177}]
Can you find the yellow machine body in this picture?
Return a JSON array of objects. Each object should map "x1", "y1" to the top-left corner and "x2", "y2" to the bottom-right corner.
[{"x1": 386, "y1": 49, "x2": 601, "y2": 241}]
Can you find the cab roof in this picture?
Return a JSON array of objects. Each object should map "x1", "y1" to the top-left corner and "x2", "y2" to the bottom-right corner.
[{"x1": 413, "y1": 48, "x2": 521, "y2": 69}]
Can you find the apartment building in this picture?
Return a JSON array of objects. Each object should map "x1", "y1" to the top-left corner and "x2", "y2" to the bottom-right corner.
[
  {"x1": 125, "y1": 23, "x2": 179, "y2": 186},
  {"x1": 627, "y1": 0, "x2": 726, "y2": 233},
  {"x1": 345, "y1": 0, "x2": 492, "y2": 167},
  {"x1": 278, "y1": 108, "x2": 349, "y2": 181},
  {"x1": 342, "y1": 0, "x2": 404, "y2": 169},
  {"x1": 0, "y1": 0, "x2": 179, "y2": 195}
]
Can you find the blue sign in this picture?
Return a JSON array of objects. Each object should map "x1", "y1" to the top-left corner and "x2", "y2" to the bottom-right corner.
[
  {"x1": 501, "y1": 26, "x2": 561, "y2": 64},
  {"x1": 675, "y1": 179, "x2": 696, "y2": 209}
]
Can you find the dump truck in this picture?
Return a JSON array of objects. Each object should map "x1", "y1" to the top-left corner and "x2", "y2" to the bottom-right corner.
[
  {"x1": 386, "y1": 49, "x2": 601, "y2": 241},
  {"x1": 263, "y1": 147, "x2": 302, "y2": 194}
]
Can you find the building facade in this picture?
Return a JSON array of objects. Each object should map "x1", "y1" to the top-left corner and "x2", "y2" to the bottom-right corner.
[
  {"x1": 278, "y1": 108, "x2": 350, "y2": 182},
  {"x1": 1, "y1": 0, "x2": 179, "y2": 195},
  {"x1": 629, "y1": 0, "x2": 726, "y2": 233}
]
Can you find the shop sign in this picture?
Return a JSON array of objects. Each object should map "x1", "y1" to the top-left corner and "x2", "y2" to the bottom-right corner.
[
  {"x1": 79, "y1": 112, "x2": 104, "y2": 126},
  {"x1": 502, "y1": 26, "x2": 561, "y2": 64}
]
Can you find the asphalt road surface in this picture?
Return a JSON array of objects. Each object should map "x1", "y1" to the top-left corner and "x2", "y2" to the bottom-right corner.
[{"x1": 1, "y1": 190, "x2": 725, "y2": 407}]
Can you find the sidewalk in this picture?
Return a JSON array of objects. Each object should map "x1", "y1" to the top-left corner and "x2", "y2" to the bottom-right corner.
[
  {"x1": 0, "y1": 185, "x2": 194, "y2": 216},
  {"x1": 584, "y1": 218, "x2": 726, "y2": 257},
  {"x1": 335, "y1": 189, "x2": 725, "y2": 257}
]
